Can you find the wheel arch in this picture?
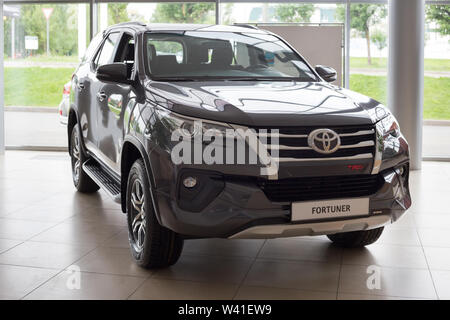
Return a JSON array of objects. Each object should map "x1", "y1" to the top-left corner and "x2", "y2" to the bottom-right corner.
[
  {"x1": 120, "y1": 137, "x2": 158, "y2": 216},
  {"x1": 67, "y1": 108, "x2": 79, "y2": 156}
]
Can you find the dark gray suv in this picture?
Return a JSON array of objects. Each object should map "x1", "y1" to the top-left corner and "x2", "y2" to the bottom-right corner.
[{"x1": 68, "y1": 22, "x2": 411, "y2": 268}]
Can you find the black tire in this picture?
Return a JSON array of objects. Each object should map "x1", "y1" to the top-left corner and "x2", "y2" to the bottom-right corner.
[
  {"x1": 70, "y1": 124, "x2": 99, "y2": 193},
  {"x1": 327, "y1": 227, "x2": 384, "y2": 248},
  {"x1": 126, "y1": 158, "x2": 183, "y2": 269}
]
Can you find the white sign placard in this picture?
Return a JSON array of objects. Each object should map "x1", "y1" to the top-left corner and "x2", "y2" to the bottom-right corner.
[
  {"x1": 25, "y1": 36, "x2": 39, "y2": 50},
  {"x1": 292, "y1": 198, "x2": 369, "y2": 222}
]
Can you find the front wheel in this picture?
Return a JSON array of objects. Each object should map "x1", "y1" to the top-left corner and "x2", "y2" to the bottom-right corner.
[
  {"x1": 126, "y1": 158, "x2": 183, "y2": 269},
  {"x1": 327, "y1": 227, "x2": 384, "y2": 248}
]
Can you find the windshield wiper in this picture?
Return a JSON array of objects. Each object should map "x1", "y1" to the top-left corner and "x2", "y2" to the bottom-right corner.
[
  {"x1": 152, "y1": 76, "x2": 315, "y2": 82},
  {"x1": 225, "y1": 77, "x2": 300, "y2": 81},
  {"x1": 152, "y1": 77, "x2": 199, "y2": 82}
]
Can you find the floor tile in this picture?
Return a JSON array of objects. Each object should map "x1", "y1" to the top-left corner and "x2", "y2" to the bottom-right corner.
[
  {"x1": 100, "y1": 228, "x2": 129, "y2": 248},
  {"x1": 0, "y1": 264, "x2": 59, "y2": 299},
  {"x1": 339, "y1": 264, "x2": 437, "y2": 299},
  {"x1": 244, "y1": 259, "x2": 340, "y2": 292},
  {"x1": 0, "y1": 239, "x2": 22, "y2": 254},
  {"x1": 408, "y1": 189, "x2": 450, "y2": 215},
  {"x1": 235, "y1": 285, "x2": 336, "y2": 300},
  {"x1": 418, "y1": 228, "x2": 450, "y2": 247},
  {"x1": 30, "y1": 221, "x2": 123, "y2": 245},
  {"x1": 424, "y1": 247, "x2": 450, "y2": 270},
  {"x1": 0, "y1": 218, "x2": 57, "y2": 241},
  {"x1": 24, "y1": 270, "x2": 145, "y2": 300},
  {"x1": 130, "y1": 278, "x2": 238, "y2": 300},
  {"x1": 154, "y1": 255, "x2": 253, "y2": 284},
  {"x1": 0, "y1": 203, "x2": 28, "y2": 217},
  {"x1": 0, "y1": 241, "x2": 93, "y2": 269},
  {"x1": 258, "y1": 238, "x2": 342, "y2": 263},
  {"x1": 377, "y1": 226, "x2": 421, "y2": 246},
  {"x1": 430, "y1": 270, "x2": 450, "y2": 299},
  {"x1": 75, "y1": 247, "x2": 152, "y2": 277},
  {"x1": 68, "y1": 208, "x2": 127, "y2": 227},
  {"x1": 342, "y1": 244, "x2": 428, "y2": 269},
  {"x1": 183, "y1": 239, "x2": 265, "y2": 258},
  {"x1": 0, "y1": 188, "x2": 54, "y2": 206},
  {"x1": 414, "y1": 214, "x2": 450, "y2": 229},
  {"x1": 33, "y1": 192, "x2": 105, "y2": 211},
  {"x1": 7, "y1": 205, "x2": 79, "y2": 223}
]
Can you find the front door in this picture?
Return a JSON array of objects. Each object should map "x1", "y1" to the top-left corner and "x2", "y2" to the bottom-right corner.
[{"x1": 94, "y1": 32, "x2": 135, "y2": 174}]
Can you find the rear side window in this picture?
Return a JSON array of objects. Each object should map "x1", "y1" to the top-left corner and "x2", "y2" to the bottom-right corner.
[{"x1": 93, "y1": 32, "x2": 120, "y2": 69}]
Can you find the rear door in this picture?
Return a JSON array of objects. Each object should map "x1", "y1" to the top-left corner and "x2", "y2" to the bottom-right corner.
[{"x1": 72, "y1": 32, "x2": 104, "y2": 150}]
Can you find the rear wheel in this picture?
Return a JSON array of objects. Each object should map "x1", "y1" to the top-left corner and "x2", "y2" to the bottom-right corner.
[
  {"x1": 327, "y1": 227, "x2": 384, "y2": 248},
  {"x1": 126, "y1": 158, "x2": 183, "y2": 269},
  {"x1": 70, "y1": 124, "x2": 99, "y2": 193}
]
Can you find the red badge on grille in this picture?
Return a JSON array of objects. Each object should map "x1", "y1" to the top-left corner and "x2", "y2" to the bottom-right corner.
[{"x1": 347, "y1": 164, "x2": 364, "y2": 170}]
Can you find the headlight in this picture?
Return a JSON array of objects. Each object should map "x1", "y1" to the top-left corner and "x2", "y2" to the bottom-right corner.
[
  {"x1": 158, "y1": 108, "x2": 232, "y2": 139},
  {"x1": 370, "y1": 106, "x2": 400, "y2": 139},
  {"x1": 378, "y1": 113, "x2": 400, "y2": 139}
]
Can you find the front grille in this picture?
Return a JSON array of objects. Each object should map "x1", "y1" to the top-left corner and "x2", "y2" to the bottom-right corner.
[
  {"x1": 258, "y1": 173, "x2": 384, "y2": 202},
  {"x1": 253, "y1": 125, "x2": 376, "y2": 162}
]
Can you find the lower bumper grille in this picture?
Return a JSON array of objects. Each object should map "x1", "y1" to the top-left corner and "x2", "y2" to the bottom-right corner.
[{"x1": 258, "y1": 173, "x2": 384, "y2": 202}]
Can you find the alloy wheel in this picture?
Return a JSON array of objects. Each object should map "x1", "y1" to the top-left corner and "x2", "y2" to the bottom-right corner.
[
  {"x1": 71, "y1": 129, "x2": 81, "y2": 183},
  {"x1": 130, "y1": 179, "x2": 146, "y2": 252}
]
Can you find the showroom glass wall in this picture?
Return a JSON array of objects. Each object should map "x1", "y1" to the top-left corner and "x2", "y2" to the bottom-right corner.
[
  {"x1": 2, "y1": 1, "x2": 90, "y2": 149},
  {"x1": 1, "y1": 0, "x2": 449, "y2": 158},
  {"x1": 422, "y1": 2, "x2": 450, "y2": 158}
]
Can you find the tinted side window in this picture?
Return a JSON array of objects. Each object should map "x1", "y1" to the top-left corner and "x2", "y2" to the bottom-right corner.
[
  {"x1": 82, "y1": 32, "x2": 103, "y2": 63},
  {"x1": 114, "y1": 34, "x2": 135, "y2": 79},
  {"x1": 94, "y1": 32, "x2": 120, "y2": 69}
]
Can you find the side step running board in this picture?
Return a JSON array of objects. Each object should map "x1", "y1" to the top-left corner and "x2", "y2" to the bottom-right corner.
[{"x1": 82, "y1": 159, "x2": 121, "y2": 203}]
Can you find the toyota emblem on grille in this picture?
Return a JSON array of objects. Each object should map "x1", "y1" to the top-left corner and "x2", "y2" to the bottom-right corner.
[{"x1": 308, "y1": 129, "x2": 341, "y2": 154}]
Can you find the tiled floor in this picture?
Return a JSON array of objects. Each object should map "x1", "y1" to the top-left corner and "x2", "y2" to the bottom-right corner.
[{"x1": 0, "y1": 151, "x2": 450, "y2": 300}]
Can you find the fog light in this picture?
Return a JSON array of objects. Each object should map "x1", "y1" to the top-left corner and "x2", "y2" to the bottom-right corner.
[{"x1": 183, "y1": 176, "x2": 197, "y2": 188}]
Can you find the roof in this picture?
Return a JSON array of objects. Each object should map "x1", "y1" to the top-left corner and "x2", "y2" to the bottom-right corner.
[{"x1": 105, "y1": 22, "x2": 269, "y2": 35}]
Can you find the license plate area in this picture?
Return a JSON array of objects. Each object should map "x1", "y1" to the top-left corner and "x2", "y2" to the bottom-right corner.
[{"x1": 291, "y1": 198, "x2": 369, "y2": 222}]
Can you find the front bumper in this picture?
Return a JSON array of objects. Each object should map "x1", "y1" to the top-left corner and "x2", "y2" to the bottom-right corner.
[
  {"x1": 154, "y1": 164, "x2": 411, "y2": 239},
  {"x1": 229, "y1": 214, "x2": 391, "y2": 239}
]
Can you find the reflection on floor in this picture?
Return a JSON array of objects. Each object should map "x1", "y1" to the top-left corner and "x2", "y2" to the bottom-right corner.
[{"x1": 1, "y1": 151, "x2": 450, "y2": 300}]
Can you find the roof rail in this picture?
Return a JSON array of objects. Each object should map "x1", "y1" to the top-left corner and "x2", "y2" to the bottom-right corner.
[
  {"x1": 233, "y1": 23, "x2": 259, "y2": 30},
  {"x1": 110, "y1": 21, "x2": 146, "y2": 28}
]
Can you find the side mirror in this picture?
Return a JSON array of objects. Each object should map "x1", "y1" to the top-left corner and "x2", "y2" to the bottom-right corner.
[
  {"x1": 96, "y1": 63, "x2": 129, "y2": 84},
  {"x1": 315, "y1": 65, "x2": 337, "y2": 83}
]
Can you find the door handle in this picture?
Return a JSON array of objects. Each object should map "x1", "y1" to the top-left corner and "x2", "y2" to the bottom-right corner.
[{"x1": 97, "y1": 91, "x2": 107, "y2": 102}]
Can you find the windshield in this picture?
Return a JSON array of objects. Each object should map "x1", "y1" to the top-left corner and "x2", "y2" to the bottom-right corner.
[{"x1": 145, "y1": 31, "x2": 318, "y2": 82}]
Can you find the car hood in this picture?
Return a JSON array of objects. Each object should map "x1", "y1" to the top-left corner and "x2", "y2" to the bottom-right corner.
[{"x1": 145, "y1": 81, "x2": 382, "y2": 127}]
